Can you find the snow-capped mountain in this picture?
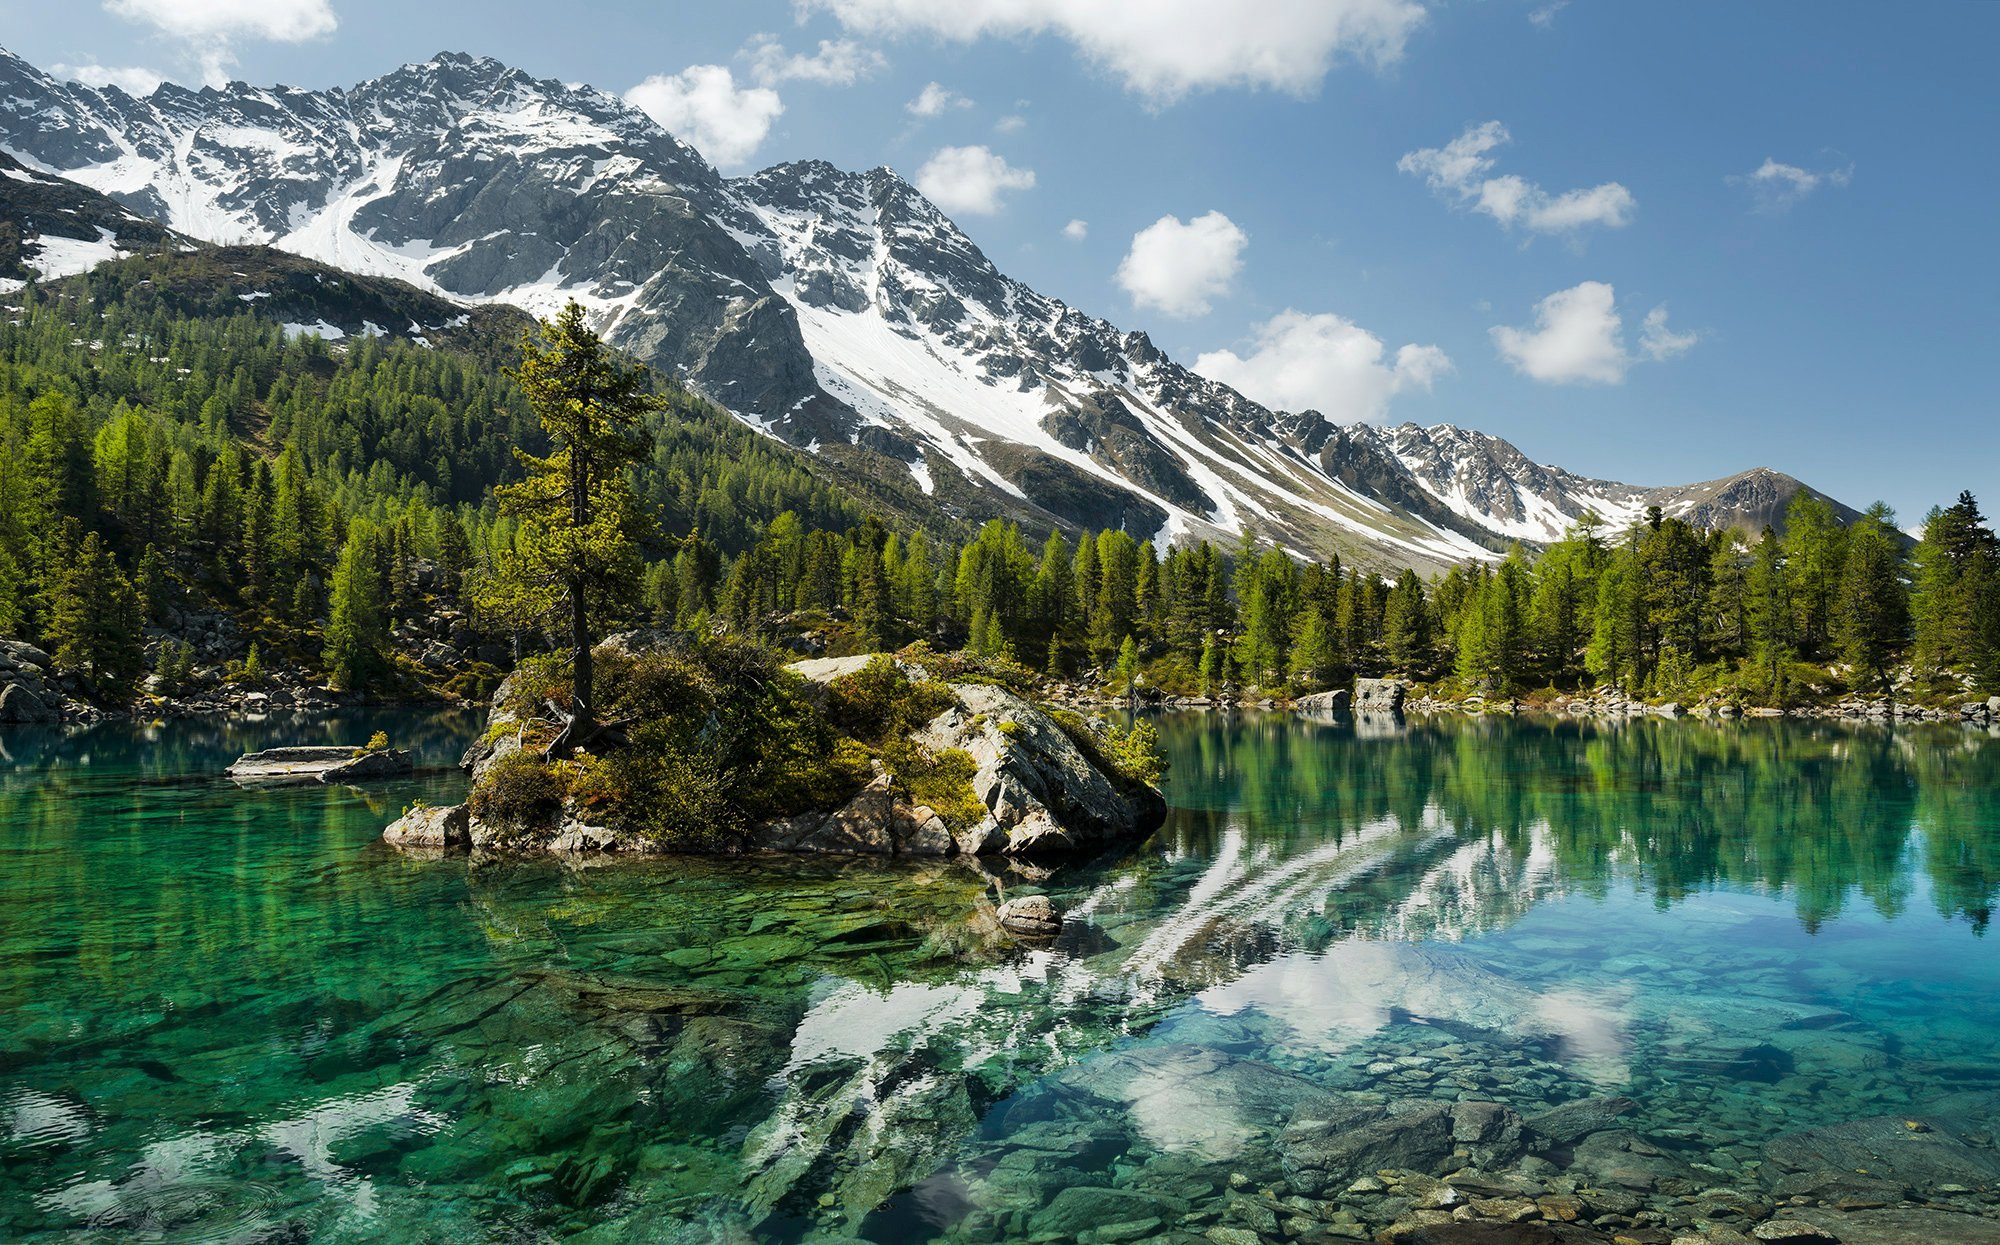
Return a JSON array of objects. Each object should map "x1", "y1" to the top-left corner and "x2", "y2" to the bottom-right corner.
[{"x1": 0, "y1": 47, "x2": 1853, "y2": 570}]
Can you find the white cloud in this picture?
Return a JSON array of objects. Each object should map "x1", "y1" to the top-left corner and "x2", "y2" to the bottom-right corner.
[
  {"x1": 1529, "y1": 0, "x2": 1571, "y2": 27},
  {"x1": 106, "y1": 0, "x2": 336, "y2": 41},
  {"x1": 1638, "y1": 304, "x2": 1698, "y2": 361},
  {"x1": 1195, "y1": 309, "x2": 1451, "y2": 420},
  {"x1": 1062, "y1": 219, "x2": 1089, "y2": 242},
  {"x1": 1729, "y1": 157, "x2": 1853, "y2": 212},
  {"x1": 1116, "y1": 211, "x2": 1247, "y2": 318},
  {"x1": 913, "y1": 145, "x2": 1035, "y2": 215},
  {"x1": 1491, "y1": 281, "x2": 1696, "y2": 385},
  {"x1": 1400, "y1": 121, "x2": 1634, "y2": 237},
  {"x1": 105, "y1": 0, "x2": 337, "y2": 86},
  {"x1": 906, "y1": 82, "x2": 972, "y2": 117},
  {"x1": 626, "y1": 67, "x2": 783, "y2": 170},
  {"x1": 994, "y1": 113, "x2": 1027, "y2": 133},
  {"x1": 803, "y1": 0, "x2": 1428, "y2": 103},
  {"x1": 743, "y1": 34, "x2": 884, "y2": 86},
  {"x1": 52, "y1": 62, "x2": 166, "y2": 96},
  {"x1": 1492, "y1": 281, "x2": 1627, "y2": 384}
]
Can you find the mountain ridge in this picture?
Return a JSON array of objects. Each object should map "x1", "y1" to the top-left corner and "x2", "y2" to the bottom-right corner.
[{"x1": 0, "y1": 45, "x2": 1859, "y2": 571}]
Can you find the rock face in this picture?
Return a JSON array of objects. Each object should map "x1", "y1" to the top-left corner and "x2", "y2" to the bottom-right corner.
[
  {"x1": 1355, "y1": 678, "x2": 1407, "y2": 713},
  {"x1": 749, "y1": 767, "x2": 955, "y2": 858},
  {"x1": 914, "y1": 681, "x2": 1166, "y2": 856},
  {"x1": 228, "y1": 745, "x2": 415, "y2": 784},
  {"x1": 0, "y1": 641, "x2": 64, "y2": 724},
  {"x1": 1295, "y1": 688, "x2": 1352, "y2": 715}
]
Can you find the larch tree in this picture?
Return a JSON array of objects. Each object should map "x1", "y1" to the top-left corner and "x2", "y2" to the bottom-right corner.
[
  {"x1": 480, "y1": 301, "x2": 662, "y2": 756},
  {"x1": 324, "y1": 521, "x2": 389, "y2": 692}
]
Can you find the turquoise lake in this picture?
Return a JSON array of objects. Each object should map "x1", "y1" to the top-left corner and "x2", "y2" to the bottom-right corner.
[{"x1": 3, "y1": 710, "x2": 1999, "y2": 1242}]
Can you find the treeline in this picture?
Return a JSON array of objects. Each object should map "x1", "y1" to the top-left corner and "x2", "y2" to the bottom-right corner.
[
  {"x1": 666, "y1": 493, "x2": 1999, "y2": 705},
  {"x1": 2, "y1": 282, "x2": 1995, "y2": 710}
]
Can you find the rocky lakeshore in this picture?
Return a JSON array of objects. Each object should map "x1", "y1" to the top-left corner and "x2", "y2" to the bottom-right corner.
[{"x1": 1403, "y1": 687, "x2": 2000, "y2": 727}]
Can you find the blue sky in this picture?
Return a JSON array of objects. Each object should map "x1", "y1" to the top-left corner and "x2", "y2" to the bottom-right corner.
[{"x1": 5, "y1": 0, "x2": 1995, "y2": 521}]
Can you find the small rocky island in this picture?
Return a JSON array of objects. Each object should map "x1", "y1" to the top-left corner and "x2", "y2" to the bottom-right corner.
[
  {"x1": 228, "y1": 743, "x2": 414, "y2": 785},
  {"x1": 383, "y1": 634, "x2": 1167, "y2": 859}
]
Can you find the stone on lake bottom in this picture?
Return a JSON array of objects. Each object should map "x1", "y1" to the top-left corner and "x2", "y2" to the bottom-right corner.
[{"x1": 996, "y1": 894, "x2": 1063, "y2": 937}]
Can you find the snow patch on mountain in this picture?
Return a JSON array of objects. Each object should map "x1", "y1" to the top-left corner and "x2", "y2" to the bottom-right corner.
[{"x1": 0, "y1": 45, "x2": 1856, "y2": 570}]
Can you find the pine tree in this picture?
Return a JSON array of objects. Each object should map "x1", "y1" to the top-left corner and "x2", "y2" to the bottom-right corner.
[
  {"x1": 1115, "y1": 634, "x2": 1140, "y2": 692},
  {"x1": 1910, "y1": 492, "x2": 2000, "y2": 688},
  {"x1": 1381, "y1": 570, "x2": 1431, "y2": 674},
  {"x1": 1783, "y1": 493, "x2": 1847, "y2": 657},
  {"x1": 1833, "y1": 503, "x2": 1908, "y2": 691},
  {"x1": 1585, "y1": 553, "x2": 1640, "y2": 690},
  {"x1": 1745, "y1": 527, "x2": 1793, "y2": 704}
]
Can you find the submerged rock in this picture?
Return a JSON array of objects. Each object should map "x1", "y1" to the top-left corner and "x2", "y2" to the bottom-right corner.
[
  {"x1": 1281, "y1": 1098, "x2": 1458, "y2": 1194},
  {"x1": 995, "y1": 894, "x2": 1063, "y2": 937},
  {"x1": 1765, "y1": 1110, "x2": 2000, "y2": 1192},
  {"x1": 228, "y1": 745, "x2": 414, "y2": 784},
  {"x1": 1523, "y1": 1095, "x2": 1638, "y2": 1146},
  {"x1": 1791, "y1": 1205, "x2": 2000, "y2": 1244},
  {"x1": 1396, "y1": 1226, "x2": 1617, "y2": 1244}
]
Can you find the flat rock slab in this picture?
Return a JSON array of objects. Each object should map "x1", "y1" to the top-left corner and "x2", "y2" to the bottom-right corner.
[
  {"x1": 1765, "y1": 1111, "x2": 2000, "y2": 1191},
  {"x1": 1396, "y1": 1225, "x2": 1616, "y2": 1245},
  {"x1": 1792, "y1": 1206, "x2": 2000, "y2": 1245},
  {"x1": 228, "y1": 746, "x2": 414, "y2": 785}
]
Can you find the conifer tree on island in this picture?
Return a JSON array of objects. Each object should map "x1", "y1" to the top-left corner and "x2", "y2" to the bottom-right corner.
[{"x1": 479, "y1": 302, "x2": 663, "y2": 756}]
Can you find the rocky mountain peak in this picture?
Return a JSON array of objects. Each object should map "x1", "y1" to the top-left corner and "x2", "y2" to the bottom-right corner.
[{"x1": 0, "y1": 45, "x2": 1861, "y2": 571}]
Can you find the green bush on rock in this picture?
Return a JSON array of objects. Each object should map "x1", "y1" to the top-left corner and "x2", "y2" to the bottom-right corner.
[
  {"x1": 467, "y1": 750, "x2": 573, "y2": 841},
  {"x1": 1051, "y1": 709, "x2": 1169, "y2": 789},
  {"x1": 470, "y1": 632, "x2": 881, "y2": 851}
]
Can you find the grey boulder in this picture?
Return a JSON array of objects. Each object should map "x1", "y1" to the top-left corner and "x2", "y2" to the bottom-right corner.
[{"x1": 383, "y1": 803, "x2": 470, "y2": 849}]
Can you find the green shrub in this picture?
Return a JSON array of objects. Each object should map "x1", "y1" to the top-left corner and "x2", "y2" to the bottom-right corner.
[
  {"x1": 1050, "y1": 709, "x2": 1168, "y2": 788},
  {"x1": 736, "y1": 677, "x2": 874, "y2": 819},
  {"x1": 467, "y1": 750, "x2": 572, "y2": 841},
  {"x1": 827, "y1": 656, "x2": 954, "y2": 742},
  {"x1": 883, "y1": 741, "x2": 986, "y2": 830},
  {"x1": 899, "y1": 643, "x2": 1039, "y2": 696},
  {"x1": 584, "y1": 733, "x2": 745, "y2": 852}
]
